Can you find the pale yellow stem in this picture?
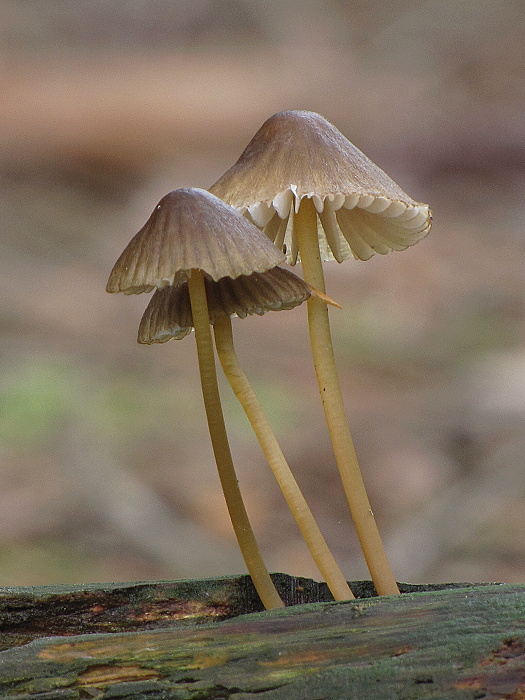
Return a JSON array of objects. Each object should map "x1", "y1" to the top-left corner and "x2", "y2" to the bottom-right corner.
[
  {"x1": 294, "y1": 198, "x2": 399, "y2": 596},
  {"x1": 187, "y1": 270, "x2": 284, "y2": 609},
  {"x1": 214, "y1": 315, "x2": 354, "y2": 601}
]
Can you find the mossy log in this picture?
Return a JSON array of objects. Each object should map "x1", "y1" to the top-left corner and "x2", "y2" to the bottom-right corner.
[{"x1": 0, "y1": 574, "x2": 524, "y2": 699}]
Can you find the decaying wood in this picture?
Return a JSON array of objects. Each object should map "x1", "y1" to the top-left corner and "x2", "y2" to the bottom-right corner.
[{"x1": 0, "y1": 575, "x2": 523, "y2": 699}]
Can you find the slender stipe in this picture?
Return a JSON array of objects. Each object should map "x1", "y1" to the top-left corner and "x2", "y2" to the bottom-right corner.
[
  {"x1": 295, "y1": 198, "x2": 400, "y2": 596},
  {"x1": 187, "y1": 270, "x2": 284, "y2": 609},
  {"x1": 214, "y1": 315, "x2": 354, "y2": 601}
]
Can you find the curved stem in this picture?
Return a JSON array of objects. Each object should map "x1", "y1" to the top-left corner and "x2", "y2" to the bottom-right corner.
[
  {"x1": 294, "y1": 198, "x2": 399, "y2": 596},
  {"x1": 214, "y1": 315, "x2": 354, "y2": 601},
  {"x1": 187, "y1": 270, "x2": 284, "y2": 609}
]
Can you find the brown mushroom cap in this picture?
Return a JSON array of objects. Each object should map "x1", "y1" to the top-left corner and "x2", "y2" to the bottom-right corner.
[
  {"x1": 209, "y1": 110, "x2": 431, "y2": 264},
  {"x1": 138, "y1": 266, "x2": 317, "y2": 343},
  {"x1": 107, "y1": 188, "x2": 286, "y2": 295}
]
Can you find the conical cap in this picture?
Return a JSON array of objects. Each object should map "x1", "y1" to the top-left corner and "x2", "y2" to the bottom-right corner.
[
  {"x1": 138, "y1": 266, "x2": 315, "y2": 343},
  {"x1": 107, "y1": 188, "x2": 286, "y2": 295},
  {"x1": 209, "y1": 111, "x2": 431, "y2": 264}
]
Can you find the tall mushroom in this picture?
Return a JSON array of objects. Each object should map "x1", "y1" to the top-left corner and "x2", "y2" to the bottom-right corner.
[
  {"x1": 210, "y1": 110, "x2": 432, "y2": 595},
  {"x1": 107, "y1": 187, "x2": 285, "y2": 609},
  {"x1": 139, "y1": 267, "x2": 354, "y2": 601}
]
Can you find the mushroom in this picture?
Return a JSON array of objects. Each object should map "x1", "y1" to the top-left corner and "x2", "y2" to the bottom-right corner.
[
  {"x1": 139, "y1": 266, "x2": 354, "y2": 601},
  {"x1": 107, "y1": 187, "x2": 285, "y2": 609},
  {"x1": 210, "y1": 110, "x2": 432, "y2": 595}
]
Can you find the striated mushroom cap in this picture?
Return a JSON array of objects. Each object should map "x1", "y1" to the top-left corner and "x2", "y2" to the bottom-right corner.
[
  {"x1": 107, "y1": 188, "x2": 286, "y2": 295},
  {"x1": 209, "y1": 110, "x2": 432, "y2": 264},
  {"x1": 138, "y1": 266, "x2": 325, "y2": 343}
]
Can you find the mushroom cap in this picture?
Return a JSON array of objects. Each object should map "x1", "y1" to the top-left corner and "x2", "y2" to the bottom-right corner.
[
  {"x1": 138, "y1": 266, "x2": 315, "y2": 343},
  {"x1": 209, "y1": 110, "x2": 432, "y2": 264},
  {"x1": 107, "y1": 188, "x2": 286, "y2": 295}
]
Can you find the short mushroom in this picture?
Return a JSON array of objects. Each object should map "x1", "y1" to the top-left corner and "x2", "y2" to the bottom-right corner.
[
  {"x1": 210, "y1": 110, "x2": 432, "y2": 596},
  {"x1": 139, "y1": 266, "x2": 354, "y2": 601},
  {"x1": 107, "y1": 187, "x2": 285, "y2": 609}
]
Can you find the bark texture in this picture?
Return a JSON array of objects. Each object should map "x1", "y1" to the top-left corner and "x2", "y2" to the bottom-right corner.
[{"x1": 0, "y1": 574, "x2": 522, "y2": 699}]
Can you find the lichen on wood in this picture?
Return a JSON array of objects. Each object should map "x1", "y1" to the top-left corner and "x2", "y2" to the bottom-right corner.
[{"x1": 1, "y1": 575, "x2": 522, "y2": 699}]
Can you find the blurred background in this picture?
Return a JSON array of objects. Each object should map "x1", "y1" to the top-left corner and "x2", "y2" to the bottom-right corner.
[{"x1": 1, "y1": 0, "x2": 524, "y2": 588}]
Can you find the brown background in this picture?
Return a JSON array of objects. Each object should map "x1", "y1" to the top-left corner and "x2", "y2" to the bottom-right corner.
[{"x1": 1, "y1": 0, "x2": 524, "y2": 587}]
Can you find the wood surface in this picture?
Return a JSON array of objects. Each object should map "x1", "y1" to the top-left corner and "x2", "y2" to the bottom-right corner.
[{"x1": 0, "y1": 574, "x2": 523, "y2": 699}]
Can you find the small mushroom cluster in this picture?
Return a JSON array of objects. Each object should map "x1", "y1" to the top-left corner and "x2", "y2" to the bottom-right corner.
[{"x1": 107, "y1": 111, "x2": 432, "y2": 608}]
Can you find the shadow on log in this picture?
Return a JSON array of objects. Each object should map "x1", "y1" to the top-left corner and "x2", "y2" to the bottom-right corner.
[{"x1": 1, "y1": 574, "x2": 524, "y2": 699}]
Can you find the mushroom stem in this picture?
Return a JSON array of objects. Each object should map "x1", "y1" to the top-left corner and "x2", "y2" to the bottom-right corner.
[
  {"x1": 294, "y1": 198, "x2": 400, "y2": 596},
  {"x1": 187, "y1": 270, "x2": 284, "y2": 610},
  {"x1": 214, "y1": 315, "x2": 354, "y2": 601}
]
